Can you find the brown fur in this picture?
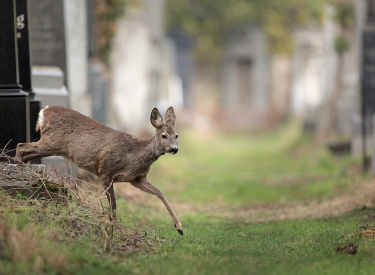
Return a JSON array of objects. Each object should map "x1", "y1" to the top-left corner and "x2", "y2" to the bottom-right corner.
[{"x1": 16, "y1": 106, "x2": 183, "y2": 235}]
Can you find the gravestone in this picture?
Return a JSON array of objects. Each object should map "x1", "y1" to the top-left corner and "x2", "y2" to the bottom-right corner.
[
  {"x1": 87, "y1": 0, "x2": 107, "y2": 123},
  {"x1": 27, "y1": 0, "x2": 69, "y2": 111},
  {"x1": 64, "y1": 0, "x2": 91, "y2": 116},
  {"x1": 168, "y1": 30, "x2": 193, "y2": 109},
  {"x1": 222, "y1": 26, "x2": 268, "y2": 128},
  {"x1": 350, "y1": 0, "x2": 372, "y2": 158},
  {"x1": 28, "y1": 0, "x2": 68, "y2": 87},
  {"x1": 89, "y1": 62, "x2": 107, "y2": 124},
  {"x1": 16, "y1": 0, "x2": 42, "y2": 152},
  {"x1": 0, "y1": 0, "x2": 30, "y2": 156},
  {"x1": 32, "y1": 66, "x2": 69, "y2": 107},
  {"x1": 361, "y1": 32, "x2": 375, "y2": 118},
  {"x1": 363, "y1": 31, "x2": 375, "y2": 171}
]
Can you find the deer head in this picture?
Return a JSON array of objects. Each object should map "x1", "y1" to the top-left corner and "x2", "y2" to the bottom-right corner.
[{"x1": 151, "y1": 107, "x2": 179, "y2": 156}]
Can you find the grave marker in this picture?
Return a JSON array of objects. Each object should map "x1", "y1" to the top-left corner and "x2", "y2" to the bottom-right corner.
[
  {"x1": 361, "y1": 31, "x2": 375, "y2": 170},
  {"x1": 0, "y1": 0, "x2": 30, "y2": 157},
  {"x1": 28, "y1": 0, "x2": 68, "y2": 87}
]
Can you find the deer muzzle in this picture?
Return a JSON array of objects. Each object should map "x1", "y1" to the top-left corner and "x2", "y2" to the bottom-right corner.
[{"x1": 170, "y1": 147, "x2": 178, "y2": 155}]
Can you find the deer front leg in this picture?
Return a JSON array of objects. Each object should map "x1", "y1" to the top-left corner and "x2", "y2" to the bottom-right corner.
[
  {"x1": 102, "y1": 177, "x2": 117, "y2": 221},
  {"x1": 16, "y1": 137, "x2": 59, "y2": 163},
  {"x1": 16, "y1": 142, "x2": 45, "y2": 163},
  {"x1": 131, "y1": 176, "x2": 183, "y2": 235}
]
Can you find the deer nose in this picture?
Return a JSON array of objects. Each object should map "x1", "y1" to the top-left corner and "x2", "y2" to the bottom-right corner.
[{"x1": 170, "y1": 147, "x2": 178, "y2": 154}]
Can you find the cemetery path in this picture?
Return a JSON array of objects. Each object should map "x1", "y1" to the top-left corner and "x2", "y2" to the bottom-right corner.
[{"x1": 117, "y1": 177, "x2": 375, "y2": 223}]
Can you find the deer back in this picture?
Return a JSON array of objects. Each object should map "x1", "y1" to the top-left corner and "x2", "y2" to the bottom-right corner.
[{"x1": 39, "y1": 106, "x2": 139, "y2": 176}]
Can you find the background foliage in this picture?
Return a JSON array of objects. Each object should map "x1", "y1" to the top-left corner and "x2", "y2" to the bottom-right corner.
[
  {"x1": 94, "y1": 0, "x2": 355, "y2": 66},
  {"x1": 166, "y1": 0, "x2": 325, "y2": 63}
]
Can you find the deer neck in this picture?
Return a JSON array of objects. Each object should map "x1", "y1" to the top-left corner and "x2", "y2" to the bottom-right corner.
[
  {"x1": 151, "y1": 135, "x2": 163, "y2": 158},
  {"x1": 135, "y1": 136, "x2": 161, "y2": 167}
]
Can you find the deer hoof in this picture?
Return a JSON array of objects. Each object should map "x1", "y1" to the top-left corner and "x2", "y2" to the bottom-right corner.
[{"x1": 174, "y1": 223, "x2": 183, "y2": 235}]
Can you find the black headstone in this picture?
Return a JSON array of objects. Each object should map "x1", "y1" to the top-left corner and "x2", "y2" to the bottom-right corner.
[
  {"x1": 368, "y1": 0, "x2": 375, "y2": 24},
  {"x1": 0, "y1": 0, "x2": 30, "y2": 157},
  {"x1": 361, "y1": 31, "x2": 375, "y2": 118},
  {"x1": 15, "y1": 0, "x2": 33, "y2": 93},
  {"x1": 360, "y1": 30, "x2": 375, "y2": 170}
]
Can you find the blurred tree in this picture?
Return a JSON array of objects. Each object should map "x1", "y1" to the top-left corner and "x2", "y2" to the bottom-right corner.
[
  {"x1": 166, "y1": 0, "x2": 324, "y2": 64},
  {"x1": 263, "y1": 0, "x2": 324, "y2": 54},
  {"x1": 328, "y1": 0, "x2": 354, "y2": 134},
  {"x1": 96, "y1": 0, "x2": 127, "y2": 65}
]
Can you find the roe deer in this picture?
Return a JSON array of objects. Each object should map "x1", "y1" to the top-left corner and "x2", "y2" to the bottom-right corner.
[{"x1": 16, "y1": 106, "x2": 183, "y2": 235}]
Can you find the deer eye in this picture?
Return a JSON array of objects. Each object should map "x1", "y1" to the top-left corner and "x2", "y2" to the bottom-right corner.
[
  {"x1": 175, "y1": 134, "x2": 179, "y2": 139},
  {"x1": 162, "y1": 134, "x2": 167, "y2": 139}
]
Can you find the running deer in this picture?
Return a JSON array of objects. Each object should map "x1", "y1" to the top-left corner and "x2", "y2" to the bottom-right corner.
[{"x1": 16, "y1": 106, "x2": 183, "y2": 235}]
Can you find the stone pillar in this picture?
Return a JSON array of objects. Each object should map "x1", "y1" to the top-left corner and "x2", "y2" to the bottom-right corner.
[{"x1": 64, "y1": 0, "x2": 91, "y2": 116}]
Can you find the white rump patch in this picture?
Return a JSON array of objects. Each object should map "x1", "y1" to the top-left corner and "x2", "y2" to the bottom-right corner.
[{"x1": 36, "y1": 106, "x2": 49, "y2": 131}]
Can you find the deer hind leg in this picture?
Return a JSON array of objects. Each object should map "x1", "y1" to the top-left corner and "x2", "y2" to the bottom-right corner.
[
  {"x1": 131, "y1": 176, "x2": 183, "y2": 235},
  {"x1": 102, "y1": 177, "x2": 117, "y2": 221}
]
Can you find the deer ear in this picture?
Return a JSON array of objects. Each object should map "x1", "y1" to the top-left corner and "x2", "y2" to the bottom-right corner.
[
  {"x1": 165, "y1": 106, "x2": 176, "y2": 126},
  {"x1": 150, "y1": 108, "x2": 164, "y2": 129}
]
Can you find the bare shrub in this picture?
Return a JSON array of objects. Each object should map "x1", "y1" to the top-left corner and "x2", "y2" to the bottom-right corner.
[{"x1": 0, "y1": 150, "x2": 157, "y2": 266}]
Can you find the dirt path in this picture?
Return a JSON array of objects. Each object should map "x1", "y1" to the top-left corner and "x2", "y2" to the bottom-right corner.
[{"x1": 116, "y1": 178, "x2": 375, "y2": 224}]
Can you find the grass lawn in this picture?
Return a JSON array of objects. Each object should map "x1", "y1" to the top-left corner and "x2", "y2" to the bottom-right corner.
[
  {"x1": 1, "y1": 122, "x2": 375, "y2": 275},
  {"x1": 124, "y1": 210, "x2": 375, "y2": 275},
  {"x1": 149, "y1": 121, "x2": 356, "y2": 206}
]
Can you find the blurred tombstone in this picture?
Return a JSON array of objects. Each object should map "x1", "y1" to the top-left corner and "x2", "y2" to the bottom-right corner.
[
  {"x1": 28, "y1": 0, "x2": 69, "y2": 108},
  {"x1": 28, "y1": 0, "x2": 68, "y2": 87},
  {"x1": 111, "y1": 12, "x2": 152, "y2": 134},
  {"x1": 168, "y1": 30, "x2": 193, "y2": 109},
  {"x1": 270, "y1": 55, "x2": 293, "y2": 120},
  {"x1": 87, "y1": 0, "x2": 107, "y2": 124},
  {"x1": 290, "y1": 28, "x2": 325, "y2": 119},
  {"x1": 221, "y1": 26, "x2": 268, "y2": 129},
  {"x1": 351, "y1": 114, "x2": 373, "y2": 156},
  {"x1": 88, "y1": 62, "x2": 107, "y2": 124},
  {"x1": 64, "y1": 0, "x2": 91, "y2": 116},
  {"x1": 111, "y1": 0, "x2": 181, "y2": 135},
  {"x1": 31, "y1": 66, "x2": 69, "y2": 107},
  {"x1": 358, "y1": 0, "x2": 375, "y2": 170},
  {"x1": 223, "y1": 27, "x2": 268, "y2": 112},
  {"x1": 360, "y1": 32, "x2": 375, "y2": 159}
]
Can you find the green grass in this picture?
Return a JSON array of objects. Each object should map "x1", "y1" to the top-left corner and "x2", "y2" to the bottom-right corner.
[
  {"x1": 1, "y1": 122, "x2": 373, "y2": 275},
  {"x1": 3, "y1": 204, "x2": 375, "y2": 275},
  {"x1": 124, "y1": 210, "x2": 375, "y2": 275},
  {"x1": 149, "y1": 122, "x2": 355, "y2": 206}
]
